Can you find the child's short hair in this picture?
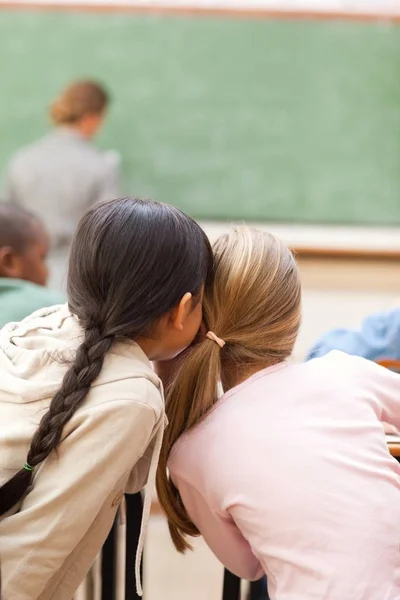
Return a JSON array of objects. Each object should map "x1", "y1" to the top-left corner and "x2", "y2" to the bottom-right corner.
[{"x1": 0, "y1": 203, "x2": 40, "y2": 253}]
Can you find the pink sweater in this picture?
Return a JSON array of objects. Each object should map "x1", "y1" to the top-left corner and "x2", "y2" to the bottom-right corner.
[{"x1": 169, "y1": 351, "x2": 400, "y2": 600}]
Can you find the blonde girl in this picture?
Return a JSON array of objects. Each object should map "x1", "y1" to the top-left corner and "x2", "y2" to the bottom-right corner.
[{"x1": 157, "y1": 227, "x2": 400, "y2": 600}]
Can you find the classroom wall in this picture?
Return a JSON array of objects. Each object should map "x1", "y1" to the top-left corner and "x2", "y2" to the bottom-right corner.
[
  {"x1": 296, "y1": 260, "x2": 400, "y2": 359},
  {"x1": 1, "y1": 0, "x2": 399, "y2": 14}
]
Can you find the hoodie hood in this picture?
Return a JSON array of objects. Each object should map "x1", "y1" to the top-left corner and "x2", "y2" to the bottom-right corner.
[{"x1": 0, "y1": 304, "x2": 160, "y2": 404}]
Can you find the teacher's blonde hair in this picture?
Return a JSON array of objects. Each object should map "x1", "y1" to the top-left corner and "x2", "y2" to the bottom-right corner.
[
  {"x1": 50, "y1": 80, "x2": 109, "y2": 125},
  {"x1": 156, "y1": 226, "x2": 302, "y2": 552}
]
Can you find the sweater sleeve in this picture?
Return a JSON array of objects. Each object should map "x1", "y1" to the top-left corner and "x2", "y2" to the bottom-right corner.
[
  {"x1": 307, "y1": 308, "x2": 400, "y2": 362},
  {"x1": 0, "y1": 394, "x2": 158, "y2": 600},
  {"x1": 91, "y1": 156, "x2": 120, "y2": 206},
  {"x1": 172, "y1": 473, "x2": 264, "y2": 581},
  {"x1": 349, "y1": 354, "x2": 400, "y2": 430},
  {"x1": 2, "y1": 164, "x2": 18, "y2": 204}
]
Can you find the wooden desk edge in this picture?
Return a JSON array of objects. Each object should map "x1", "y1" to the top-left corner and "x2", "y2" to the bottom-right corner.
[{"x1": 389, "y1": 443, "x2": 400, "y2": 457}]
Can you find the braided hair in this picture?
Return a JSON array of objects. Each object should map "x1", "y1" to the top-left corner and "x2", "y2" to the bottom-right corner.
[{"x1": 0, "y1": 197, "x2": 212, "y2": 516}]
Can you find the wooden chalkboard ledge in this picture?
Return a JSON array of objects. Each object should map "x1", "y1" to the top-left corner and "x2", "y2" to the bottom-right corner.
[
  {"x1": 202, "y1": 222, "x2": 400, "y2": 262},
  {"x1": 293, "y1": 247, "x2": 400, "y2": 261}
]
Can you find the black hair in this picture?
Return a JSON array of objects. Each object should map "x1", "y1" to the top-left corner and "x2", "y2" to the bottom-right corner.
[
  {"x1": 0, "y1": 197, "x2": 212, "y2": 516},
  {"x1": 0, "y1": 203, "x2": 41, "y2": 253}
]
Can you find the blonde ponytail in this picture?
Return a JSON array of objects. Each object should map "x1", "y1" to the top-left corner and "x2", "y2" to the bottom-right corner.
[
  {"x1": 156, "y1": 339, "x2": 222, "y2": 551},
  {"x1": 156, "y1": 226, "x2": 302, "y2": 552}
]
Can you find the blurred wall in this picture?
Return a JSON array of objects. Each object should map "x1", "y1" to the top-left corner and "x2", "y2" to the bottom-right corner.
[{"x1": 1, "y1": 0, "x2": 399, "y2": 14}]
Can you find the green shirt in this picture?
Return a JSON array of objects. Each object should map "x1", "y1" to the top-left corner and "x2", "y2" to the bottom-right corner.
[{"x1": 0, "y1": 278, "x2": 65, "y2": 329}]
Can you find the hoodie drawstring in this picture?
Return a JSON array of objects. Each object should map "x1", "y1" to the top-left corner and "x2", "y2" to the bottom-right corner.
[{"x1": 134, "y1": 419, "x2": 165, "y2": 596}]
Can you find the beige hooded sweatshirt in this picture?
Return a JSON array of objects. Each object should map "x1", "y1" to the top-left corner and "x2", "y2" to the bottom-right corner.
[{"x1": 0, "y1": 304, "x2": 165, "y2": 600}]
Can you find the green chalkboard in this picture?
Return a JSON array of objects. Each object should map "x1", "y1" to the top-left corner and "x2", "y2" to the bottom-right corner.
[{"x1": 0, "y1": 10, "x2": 399, "y2": 224}]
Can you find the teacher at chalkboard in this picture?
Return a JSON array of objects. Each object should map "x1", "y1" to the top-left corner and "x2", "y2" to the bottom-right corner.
[{"x1": 2, "y1": 80, "x2": 120, "y2": 251}]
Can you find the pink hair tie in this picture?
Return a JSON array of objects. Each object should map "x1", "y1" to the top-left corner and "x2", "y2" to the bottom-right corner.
[{"x1": 206, "y1": 331, "x2": 226, "y2": 349}]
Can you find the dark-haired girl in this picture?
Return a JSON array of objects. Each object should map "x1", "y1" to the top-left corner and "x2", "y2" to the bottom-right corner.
[{"x1": 0, "y1": 197, "x2": 212, "y2": 600}]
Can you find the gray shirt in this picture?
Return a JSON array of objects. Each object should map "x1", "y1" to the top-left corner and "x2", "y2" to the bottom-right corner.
[{"x1": 3, "y1": 128, "x2": 120, "y2": 248}]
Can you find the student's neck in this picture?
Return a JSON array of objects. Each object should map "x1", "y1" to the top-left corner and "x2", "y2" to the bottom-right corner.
[
  {"x1": 221, "y1": 359, "x2": 281, "y2": 393},
  {"x1": 135, "y1": 336, "x2": 162, "y2": 361}
]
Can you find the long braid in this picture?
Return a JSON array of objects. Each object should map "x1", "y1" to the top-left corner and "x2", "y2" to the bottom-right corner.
[{"x1": 0, "y1": 327, "x2": 114, "y2": 516}]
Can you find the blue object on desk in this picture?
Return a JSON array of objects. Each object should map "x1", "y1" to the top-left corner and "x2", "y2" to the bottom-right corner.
[{"x1": 307, "y1": 307, "x2": 400, "y2": 362}]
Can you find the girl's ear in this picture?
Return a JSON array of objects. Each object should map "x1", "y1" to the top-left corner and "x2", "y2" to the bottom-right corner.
[
  {"x1": 0, "y1": 246, "x2": 21, "y2": 278},
  {"x1": 170, "y1": 293, "x2": 193, "y2": 331}
]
